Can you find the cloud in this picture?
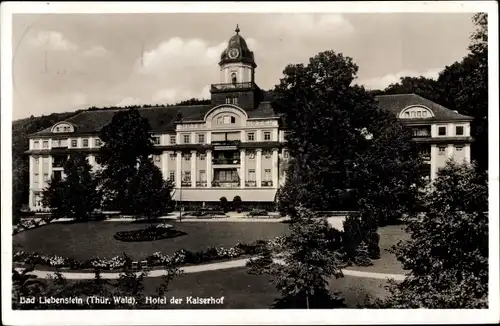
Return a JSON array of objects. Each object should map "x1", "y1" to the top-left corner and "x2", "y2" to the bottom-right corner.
[
  {"x1": 136, "y1": 37, "x2": 227, "y2": 74},
  {"x1": 357, "y1": 68, "x2": 442, "y2": 90},
  {"x1": 267, "y1": 14, "x2": 355, "y2": 37},
  {"x1": 28, "y1": 30, "x2": 78, "y2": 51},
  {"x1": 83, "y1": 45, "x2": 109, "y2": 57},
  {"x1": 115, "y1": 97, "x2": 144, "y2": 107}
]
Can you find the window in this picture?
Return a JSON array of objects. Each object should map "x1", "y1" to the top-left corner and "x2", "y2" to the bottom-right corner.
[
  {"x1": 417, "y1": 111, "x2": 422, "y2": 117},
  {"x1": 170, "y1": 135, "x2": 176, "y2": 144},
  {"x1": 230, "y1": 116, "x2": 236, "y2": 123},
  {"x1": 223, "y1": 116, "x2": 231, "y2": 124},
  {"x1": 232, "y1": 97, "x2": 238, "y2": 105},
  {"x1": 82, "y1": 139, "x2": 89, "y2": 147},
  {"x1": 95, "y1": 138, "x2": 102, "y2": 147},
  {"x1": 199, "y1": 170, "x2": 206, "y2": 181},
  {"x1": 217, "y1": 117, "x2": 223, "y2": 124},
  {"x1": 284, "y1": 151, "x2": 290, "y2": 159},
  {"x1": 404, "y1": 112, "x2": 410, "y2": 118},
  {"x1": 183, "y1": 171, "x2": 191, "y2": 182},
  {"x1": 169, "y1": 171, "x2": 175, "y2": 182},
  {"x1": 183, "y1": 154, "x2": 190, "y2": 161},
  {"x1": 153, "y1": 155, "x2": 161, "y2": 162},
  {"x1": 264, "y1": 151, "x2": 271, "y2": 159},
  {"x1": 170, "y1": 154, "x2": 176, "y2": 160},
  {"x1": 198, "y1": 134, "x2": 205, "y2": 144},
  {"x1": 183, "y1": 134, "x2": 190, "y2": 144},
  {"x1": 34, "y1": 157, "x2": 39, "y2": 164},
  {"x1": 34, "y1": 141, "x2": 39, "y2": 149},
  {"x1": 152, "y1": 136, "x2": 160, "y2": 145},
  {"x1": 456, "y1": 126, "x2": 464, "y2": 136},
  {"x1": 225, "y1": 97, "x2": 231, "y2": 104},
  {"x1": 33, "y1": 173, "x2": 39, "y2": 184},
  {"x1": 438, "y1": 146, "x2": 446, "y2": 155},
  {"x1": 71, "y1": 139, "x2": 77, "y2": 147},
  {"x1": 411, "y1": 112, "x2": 415, "y2": 117},
  {"x1": 455, "y1": 145, "x2": 464, "y2": 152},
  {"x1": 248, "y1": 151, "x2": 255, "y2": 159},
  {"x1": 199, "y1": 154, "x2": 206, "y2": 161},
  {"x1": 248, "y1": 169, "x2": 256, "y2": 181},
  {"x1": 264, "y1": 169, "x2": 271, "y2": 181},
  {"x1": 422, "y1": 111, "x2": 428, "y2": 117},
  {"x1": 42, "y1": 141, "x2": 49, "y2": 148},
  {"x1": 247, "y1": 132, "x2": 255, "y2": 141},
  {"x1": 231, "y1": 73, "x2": 237, "y2": 84},
  {"x1": 438, "y1": 126, "x2": 447, "y2": 136},
  {"x1": 55, "y1": 127, "x2": 60, "y2": 132},
  {"x1": 264, "y1": 131, "x2": 271, "y2": 141},
  {"x1": 43, "y1": 173, "x2": 49, "y2": 182}
]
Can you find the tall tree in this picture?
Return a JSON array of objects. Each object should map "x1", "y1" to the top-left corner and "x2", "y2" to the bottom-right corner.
[
  {"x1": 375, "y1": 161, "x2": 488, "y2": 308},
  {"x1": 42, "y1": 153, "x2": 99, "y2": 220},
  {"x1": 247, "y1": 207, "x2": 345, "y2": 308},
  {"x1": 96, "y1": 108, "x2": 158, "y2": 211},
  {"x1": 125, "y1": 159, "x2": 174, "y2": 218},
  {"x1": 274, "y1": 51, "x2": 423, "y2": 225},
  {"x1": 377, "y1": 76, "x2": 441, "y2": 102}
]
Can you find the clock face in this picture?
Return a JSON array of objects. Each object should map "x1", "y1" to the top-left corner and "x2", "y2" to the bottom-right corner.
[{"x1": 228, "y1": 48, "x2": 240, "y2": 59}]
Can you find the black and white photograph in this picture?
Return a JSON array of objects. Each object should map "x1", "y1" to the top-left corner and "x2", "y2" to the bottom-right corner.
[{"x1": 1, "y1": 1, "x2": 499, "y2": 325}]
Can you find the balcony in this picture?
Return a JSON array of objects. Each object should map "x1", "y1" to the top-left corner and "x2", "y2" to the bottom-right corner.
[
  {"x1": 212, "y1": 140, "x2": 241, "y2": 146},
  {"x1": 261, "y1": 180, "x2": 273, "y2": 187},
  {"x1": 212, "y1": 180, "x2": 240, "y2": 188},
  {"x1": 211, "y1": 82, "x2": 254, "y2": 92},
  {"x1": 412, "y1": 127, "x2": 432, "y2": 138},
  {"x1": 181, "y1": 181, "x2": 191, "y2": 187},
  {"x1": 213, "y1": 158, "x2": 241, "y2": 165},
  {"x1": 51, "y1": 141, "x2": 68, "y2": 149},
  {"x1": 52, "y1": 156, "x2": 67, "y2": 168},
  {"x1": 245, "y1": 180, "x2": 257, "y2": 187},
  {"x1": 196, "y1": 181, "x2": 207, "y2": 187}
]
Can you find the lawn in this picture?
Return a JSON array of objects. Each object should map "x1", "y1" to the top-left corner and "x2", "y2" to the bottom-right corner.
[{"x1": 13, "y1": 221, "x2": 290, "y2": 261}]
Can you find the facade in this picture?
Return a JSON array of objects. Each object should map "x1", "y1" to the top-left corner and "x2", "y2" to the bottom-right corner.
[{"x1": 25, "y1": 26, "x2": 474, "y2": 211}]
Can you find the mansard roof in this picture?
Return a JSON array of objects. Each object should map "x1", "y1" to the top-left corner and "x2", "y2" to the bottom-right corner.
[
  {"x1": 28, "y1": 101, "x2": 278, "y2": 137},
  {"x1": 374, "y1": 93, "x2": 474, "y2": 122}
]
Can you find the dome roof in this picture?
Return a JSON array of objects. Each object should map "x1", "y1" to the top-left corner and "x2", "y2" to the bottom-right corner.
[{"x1": 219, "y1": 25, "x2": 256, "y2": 67}]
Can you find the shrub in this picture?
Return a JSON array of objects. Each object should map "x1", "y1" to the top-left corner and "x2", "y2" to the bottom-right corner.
[
  {"x1": 233, "y1": 196, "x2": 242, "y2": 213},
  {"x1": 219, "y1": 197, "x2": 228, "y2": 213}
]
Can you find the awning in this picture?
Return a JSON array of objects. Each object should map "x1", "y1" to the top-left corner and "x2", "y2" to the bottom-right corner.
[{"x1": 172, "y1": 188, "x2": 278, "y2": 202}]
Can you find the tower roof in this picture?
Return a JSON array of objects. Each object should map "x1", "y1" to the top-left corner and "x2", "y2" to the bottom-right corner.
[{"x1": 219, "y1": 24, "x2": 256, "y2": 67}]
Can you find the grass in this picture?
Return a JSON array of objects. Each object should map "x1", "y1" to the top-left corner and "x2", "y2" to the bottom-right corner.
[{"x1": 13, "y1": 221, "x2": 290, "y2": 261}]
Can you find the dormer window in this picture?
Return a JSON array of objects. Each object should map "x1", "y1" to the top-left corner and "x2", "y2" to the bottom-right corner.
[{"x1": 52, "y1": 122, "x2": 74, "y2": 133}]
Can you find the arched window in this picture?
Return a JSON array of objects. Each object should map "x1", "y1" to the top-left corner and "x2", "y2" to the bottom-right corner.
[{"x1": 231, "y1": 73, "x2": 237, "y2": 84}]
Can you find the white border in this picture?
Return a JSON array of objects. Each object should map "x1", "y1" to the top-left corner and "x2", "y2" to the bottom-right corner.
[{"x1": 1, "y1": 1, "x2": 499, "y2": 325}]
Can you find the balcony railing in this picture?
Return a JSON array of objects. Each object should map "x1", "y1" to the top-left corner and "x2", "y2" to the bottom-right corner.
[
  {"x1": 212, "y1": 158, "x2": 241, "y2": 165},
  {"x1": 211, "y1": 140, "x2": 241, "y2": 146},
  {"x1": 196, "y1": 181, "x2": 207, "y2": 187},
  {"x1": 212, "y1": 180, "x2": 240, "y2": 188},
  {"x1": 211, "y1": 82, "x2": 253, "y2": 91},
  {"x1": 245, "y1": 180, "x2": 257, "y2": 187},
  {"x1": 261, "y1": 181, "x2": 273, "y2": 187},
  {"x1": 181, "y1": 181, "x2": 191, "y2": 187}
]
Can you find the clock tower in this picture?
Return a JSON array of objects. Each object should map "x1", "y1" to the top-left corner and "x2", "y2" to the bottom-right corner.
[{"x1": 210, "y1": 25, "x2": 262, "y2": 109}]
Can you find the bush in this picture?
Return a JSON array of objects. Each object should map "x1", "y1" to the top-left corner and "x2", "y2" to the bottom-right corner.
[
  {"x1": 248, "y1": 209, "x2": 268, "y2": 216},
  {"x1": 114, "y1": 224, "x2": 187, "y2": 242},
  {"x1": 219, "y1": 197, "x2": 228, "y2": 213},
  {"x1": 233, "y1": 196, "x2": 242, "y2": 213}
]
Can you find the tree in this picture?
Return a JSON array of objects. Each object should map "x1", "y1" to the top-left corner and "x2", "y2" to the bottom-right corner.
[
  {"x1": 219, "y1": 196, "x2": 228, "y2": 213},
  {"x1": 12, "y1": 266, "x2": 45, "y2": 309},
  {"x1": 42, "y1": 153, "x2": 99, "y2": 220},
  {"x1": 437, "y1": 13, "x2": 488, "y2": 175},
  {"x1": 96, "y1": 108, "x2": 158, "y2": 211},
  {"x1": 274, "y1": 51, "x2": 423, "y2": 246},
  {"x1": 377, "y1": 161, "x2": 488, "y2": 308},
  {"x1": 125, "y1": 159, "x2": 174, "y2": 219},
  {"x1": 375, "y1": 76, "x2": 441, "y2": 102},
  {"x1": 247, "y1": 207, "x2": 346, "y2": 308}
]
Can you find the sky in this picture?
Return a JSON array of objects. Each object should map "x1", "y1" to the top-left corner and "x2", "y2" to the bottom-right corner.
[{"x1": 11, "y1": 12, "x2": 477, "y2": 120}]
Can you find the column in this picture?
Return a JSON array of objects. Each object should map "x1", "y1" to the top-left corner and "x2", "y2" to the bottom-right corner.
[
  {"x1": 447, "y1": 144, "x2": 454, "y2": 161},
  {"x1": 206, "y1": 150, "x2": 212, "y2": 188},
  {"x1": 176, "y1": 151, "x2": 182, "y2": 188},
  {"x1": 431, "y1": 124, "x2": 438, "y2": 137},
  {"x1": 191, "y1": 151, "x2": 197, "y2": 188},
  {"x1": 272, "y1": 129, "x2": 279, "y2": 142},
  {"x1": 240, "y1": 149, "x2": 246, "y2": 188},
  {"x1": 272, "y1": 149, "x2": 279, "y2": 188},
  {"x1": 207, "y1": 132, "x2": 212, "y2": 144},
  {"x1": 29, "y1": 156, "x2": 34, "y2": 209},
  {"x1": 256, "y1": 149, "x2": 262, "y2": 188},
  {"x1": 464, "y1": 144, "x2": 471, "y2": 163},
  {"x1": 47, "y1": 155, "x2": 53, "y2": 184},
  {"x1": 430, "y1": 144, "x2": 438, "y2": 181},
  {"x1": 162, "y1": 152, "x2": 169, "y2": 180}
]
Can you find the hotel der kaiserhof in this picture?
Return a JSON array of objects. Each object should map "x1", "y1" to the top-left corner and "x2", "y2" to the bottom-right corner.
[{"x1": 26, "y1": 26, "x2": 474, "y2": 211}]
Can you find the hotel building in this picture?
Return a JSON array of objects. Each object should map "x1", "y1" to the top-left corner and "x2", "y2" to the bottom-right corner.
[{"x1": 25, "y1": 26, "x2": 474, "y2": 210}]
